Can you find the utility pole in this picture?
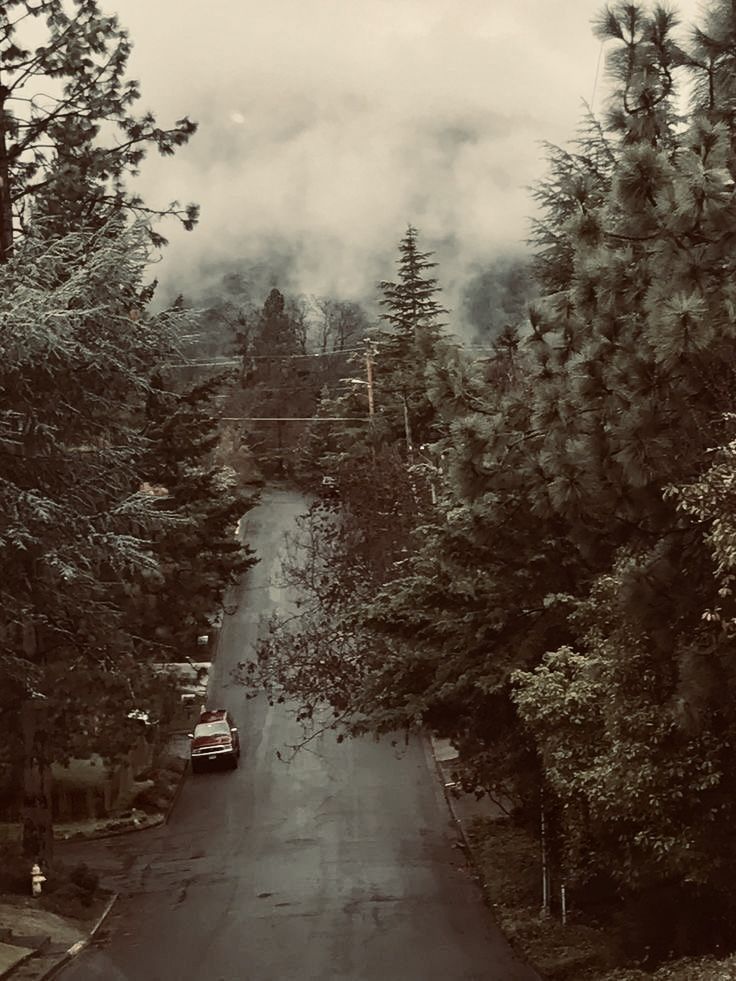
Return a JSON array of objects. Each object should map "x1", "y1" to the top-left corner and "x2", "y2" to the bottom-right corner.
[
  {"x1": 365, "y1": 343, "x2": 377, "y2": 466},
  {"x1": 0, "y1": 78, "x2": 15, "y2": 263},
  {"x1": 402, "y1": 395, "x2": 414, "y2": 462},
  {"x1": 365, "y1": 347, "x2": 375, "y2": 418},
  {"x1": 540, "y1": 795, "x2": 550, "y2": 917},
  {"x1": 21, "y1": 615, "x2": 53, "y2": 869}
]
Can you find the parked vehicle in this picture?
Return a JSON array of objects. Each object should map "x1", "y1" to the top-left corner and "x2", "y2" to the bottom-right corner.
[{"x1": 189, "y1": 709, "x2": 240, "y2": 772}]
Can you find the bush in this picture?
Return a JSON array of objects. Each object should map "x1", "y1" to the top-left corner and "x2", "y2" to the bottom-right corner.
[
  {"x1": 37, "y1": 860, "x2": 102, "y2": 919},
  {"x1": 40, "y1": 881, "x2": 94, "y2": 918},
  {"x1": 69, "y1": 862, "x2": 99, "y2": 897}
]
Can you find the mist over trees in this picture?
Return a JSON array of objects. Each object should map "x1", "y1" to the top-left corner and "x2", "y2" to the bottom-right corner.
[
  {"x1": 460, "y1": 256, "x2": 535, "y2": 343},
  {"x1": 181, "y1": 229, "x2": 532, "y2": 486},
  {"x1": 170, "y1": 263, "x2": 374, "y2": 482}
]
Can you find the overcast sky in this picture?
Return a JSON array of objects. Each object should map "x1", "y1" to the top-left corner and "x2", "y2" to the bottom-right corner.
[{"x1": 115, "y1": 0, "x2": 706, "y2": 306}]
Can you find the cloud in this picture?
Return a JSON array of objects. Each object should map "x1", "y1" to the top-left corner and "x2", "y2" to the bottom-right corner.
[{"x1": 117, "y1": 0, "x2": 705, "y2": 313}]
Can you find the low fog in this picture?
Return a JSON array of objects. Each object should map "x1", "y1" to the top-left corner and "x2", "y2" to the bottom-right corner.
[{"x1": 118, "y1": 0, "x2": 706, "y2": 318}]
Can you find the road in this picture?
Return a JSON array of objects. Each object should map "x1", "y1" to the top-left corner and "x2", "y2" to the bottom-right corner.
[{"x1": 58, "y1": 488, "x2": 539, "y2": 981}]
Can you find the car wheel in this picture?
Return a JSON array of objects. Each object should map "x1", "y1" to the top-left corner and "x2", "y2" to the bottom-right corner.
[
  {"x1": 191, "y1": 759, "x2": 200, "y2": 774},
  {"x1": 229, "y1": 754, "x2": 238, "y2": 770}
]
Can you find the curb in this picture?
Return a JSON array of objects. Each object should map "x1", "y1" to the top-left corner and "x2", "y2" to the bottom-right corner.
[
  {"x1": 55, "y1": 750, "x2": 190, "y2": 843},
  {"x1": 425, "y1": 733, "x2": 473, "y2": 852},
  {"x1": 164, "y1": 760, "x2": 189, "y2": 824},
  {"x1": 56, "y1": 813, "x2": 163, "y2": 844},
  {"x1": 40, "y1": 892, "x2": 118, "y2": 981},
  {"x1": 9, "y1": 759, "x2": 190, "y2": 977},
  {"x1": 0, "y1": 950, "x2": 36, "y2": 981},
  {"x1": 425, "y1": 733, "x2": 498, "y2": 907},
  {"x1": 426, "y1": 733, "x2": 547, "y2": 981}
]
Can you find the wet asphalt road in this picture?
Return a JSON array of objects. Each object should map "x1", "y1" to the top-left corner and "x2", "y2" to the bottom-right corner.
[{"x1": 58, "y1": 488, "x2": 539, "y2": 981}]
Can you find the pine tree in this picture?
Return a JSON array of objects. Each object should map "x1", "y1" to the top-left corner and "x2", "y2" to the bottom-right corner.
[
  {"x1": 233, "y1": 288, "x2": 310, "y2": 476},
  {"x1": 378, "y1": 225, "x2": 446, "y2": 348},
  {"x1": 140, "y1": 375, "x2": 258, "y2": 656},
  {"x1": 0, "y1": 0, "x2": 197, "y2": 257},
  {"x1": 0, "y1": 221, "x2": 188, "y2": 860},
  {"x1": 505, "y1": 0, "x2": 736, "y2": 923},
  {"x1": 594, "y1": 2, "x2": 684, "y2": 147},
  {"x1": 372, "y1": 225, "x2": 448, "y2": 453}
]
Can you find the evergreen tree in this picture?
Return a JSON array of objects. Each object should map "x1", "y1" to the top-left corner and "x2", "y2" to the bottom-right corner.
[
  {"x1": 139, "y1": 375, "x2": 258, "y2": 657},
  {"x1": 0, "y1": 222, "x2": 186, "y2": 859},
  {"x1": 688, "y1": 0, "x2": 736, "y2": 131},
  {"x1": 594, "y1": 2, "x2": 684, "y2": 147},
  {"x1": 238, "y1": 288, "x2": 304, "y2": 475},
  {"x1": 378, "y1": 225, "x2": 446, "y2": 346},
  {"x1": 372, "y1": 226, "x2": 448, "y2": 452},
  {"x1": 0, "y1": 0, "x2": 197, "y2": 256},
  {"x1": 1, "y1": 222, "x2": 260, "y2": 862},
  {"x1": 251, "y1": 289, "x2": 302, "y2": 358},
  {"x1": 505, "y1": 0, "x2": 736, "y2": 929}
]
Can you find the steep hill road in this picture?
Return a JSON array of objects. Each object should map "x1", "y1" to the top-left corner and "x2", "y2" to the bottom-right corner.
[{"x1": 57, "y1": 488, "x2": 538, "y2": 981}]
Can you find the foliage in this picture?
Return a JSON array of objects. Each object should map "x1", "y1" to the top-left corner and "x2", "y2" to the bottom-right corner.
[
  {"x1": 241, "y1": 446, "x2": 429, "y2": 734},
  {"x1": 468, "y1": 817, "x2": 616, "y2": 981},
  {"x1": 599, "y1": 956, "x2": 736, "y2": 980},
  {"x1": 0, "y1": 0, "x2": 197, "y2": 254},
  {"x1": 0, "y1": 222, "x2": 254, "y2": 771},
  {"x1": 138, "y1": 373, "x2": 259, "y2": 657},
  {"x1": 242, "y1": 2, "x2": 736, "y2": 959},
  {"x1": 507, "y1": 0, "x2": 736, "y2": 916},
  {"x1": 371, "y1": 225, "x2": 449, "y2": 451},
  {"x1": 668, "y1": 416, "x2": 736, "y2": 637},
  {"x1": 222, "y1": 287, "x2": 370, "y2": 480}
]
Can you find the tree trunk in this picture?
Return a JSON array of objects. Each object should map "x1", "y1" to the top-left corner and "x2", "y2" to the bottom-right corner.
[
  {"x1": 21, "y1": 697, "x2": 53, "y2": 868},
  {"x1": 0, "y1": 79, "x2": 14, "y2": 262},
  {"x1": 20, "y1": 622, "x2": 53, "y2": 868}
]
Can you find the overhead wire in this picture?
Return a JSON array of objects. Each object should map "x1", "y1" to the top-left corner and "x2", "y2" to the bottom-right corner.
[{"x1": 163, "y1": 347, "x2": 364, "y2": 369}]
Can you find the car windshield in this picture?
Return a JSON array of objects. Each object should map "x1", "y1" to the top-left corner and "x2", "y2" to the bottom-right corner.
[{"x1": 194, "y1": 721, "x2": 230, "y2": 737}]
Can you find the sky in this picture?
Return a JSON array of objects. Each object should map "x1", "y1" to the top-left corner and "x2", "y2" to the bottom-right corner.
[{"x1": 113, "y1": 0, "x2": 706, "y2": 309}]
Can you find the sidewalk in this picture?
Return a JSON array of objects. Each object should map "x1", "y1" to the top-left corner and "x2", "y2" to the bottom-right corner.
[
  {"x1": 0, "y1": 732, "x2": 190, "y2": 981},
  {"x1": 0, "y1": 895, "x2": 116, "y2": 981},
  {"x1": 429, "y1": 733, "x2": 508, "y2": 837}
]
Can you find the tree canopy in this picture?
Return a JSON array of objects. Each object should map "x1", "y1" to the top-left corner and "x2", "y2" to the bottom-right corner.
[{"x1": 0, "y1": 4, "x2": 251, "y2": 863}]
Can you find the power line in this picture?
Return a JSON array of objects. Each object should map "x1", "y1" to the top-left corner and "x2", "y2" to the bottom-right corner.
[
  {"x1": 244, "y1": 348, "x2": 364, "y2": 359},
  {"x1": 163, "y1": 348, "x2": 364, "y2": 369},
  {"x1": 165, "y1": 342, "x2": 502, "y2": 380},
  {"x1": 220, "y1": 416, "x2": 371, "y2": 422}
]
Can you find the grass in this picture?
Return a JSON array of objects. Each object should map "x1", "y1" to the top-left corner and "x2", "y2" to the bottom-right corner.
[
  {"x1": 598, "y1": 958, "x2": 736, "y2": 980},
  {"x1": 468, "y1": 816, "x2": 736, "y2": 981},
  {"x1": 468, "y1": 816, "x2": 617, "y2": 980},
  {"x1": 50, "y1": 756, "x2": 109, "y2": 789}
]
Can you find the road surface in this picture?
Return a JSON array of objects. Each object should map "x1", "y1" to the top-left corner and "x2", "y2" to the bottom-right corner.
[{"x1": 59, "y1": 488, "x2": 538, "y2": 981}]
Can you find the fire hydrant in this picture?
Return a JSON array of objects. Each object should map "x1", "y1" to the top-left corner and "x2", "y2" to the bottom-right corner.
[{"x1": 31, "y1": 863, "x2": 46, "y2": 897}]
